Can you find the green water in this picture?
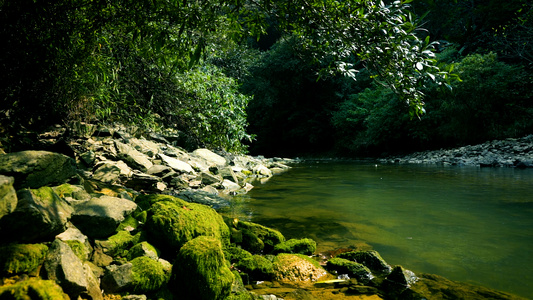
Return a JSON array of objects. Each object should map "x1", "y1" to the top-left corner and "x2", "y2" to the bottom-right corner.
[{"x1": 234, "y1": 161, "x2": 533, "y2": 298}]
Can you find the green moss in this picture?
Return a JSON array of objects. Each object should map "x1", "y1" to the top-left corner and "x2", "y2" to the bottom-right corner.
[
  {"x1": 146, "y1": 195, "x2": 230, "y2": 252},
  {"x1": 337, "y1": 250, "x2": 392, "y2": 275},
  {"x1": 116, "y1": 214, "x2": 139, "y2": 232},
  {"x1": 127, "y1": 241, "x2": 160, "y2": 260},
  {"x1": 98, "y1": 230, "x2": 142, "y2": 257},
  {"x1": 273, "y1": 238, "x2": 317, "y2": 255},
  {"x1": 135, "y1": 194, "x2": 178, "y2": 211},
  {"x1": 64, "y1": 240, "x2": 88, "y2": 261},
  {"x1": 225, "y1": 246, "x2": 273, "y2": 281},
  {"x1": 173, "y1": 236, "x2": 234, "y2": 300},
  {"x1": 52, "y1": 184, "x2": 89, "y2": 200},
  {"x1": 130, "y1": 256, "x2": 171, "y2": 293},
  {"x1": 326, "y1": 257, "x2": 373, "y2": 282},
  {"x1": 0, "y1": 243, "x2": 49, "y2": 275},
  {"x1": 228, "y1": 219, "x2": 285, "y2": 254},
  {"x1": 0, "y1": 278, "x2": 68, "y2": 300}
]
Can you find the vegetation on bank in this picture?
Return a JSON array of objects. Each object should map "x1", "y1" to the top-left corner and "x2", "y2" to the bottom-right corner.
[{"x1": 1, "y1": 0, "x2": 532, "y2": 157}]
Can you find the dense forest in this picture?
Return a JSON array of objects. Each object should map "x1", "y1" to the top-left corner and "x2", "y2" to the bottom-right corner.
[{"x1": 1, "y1": 0, "x2": 532, "y2": 157}]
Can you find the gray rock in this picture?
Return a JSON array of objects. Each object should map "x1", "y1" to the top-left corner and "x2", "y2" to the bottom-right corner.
[
  {"x1": 383, "y1": 265, "x2": 418, "y2": 290},
  {"x1": 199, "y1": 171, "x2": 223, "y2": 185},
  {"x1": 192, "y1": 148, "x2": 227, "y2": 166},
  {"x1": 71, "y1": 196, "x2": 137, "y2": 238},
  {"x1": 0, "y1": 187, "x2": 73, "y2": 242},
  {"x1": 129, "y1": 138, "x2": 160, "y2": 157},
  {"x1": 146, "y1": 164, "x2": 173, "y2": 177},
  {"x1": 159, "y1": 153, "x2": 195, "y2": 174},
  {"x1": 114, "y1": 141, "x2": 153, "y2": 172},
  {"x1": 92, "y1": 160, "x2": 133, "y2": 183},
  {"x1": 217, "y1": 166, "x2": 239, "y2": 184},
  {"x1": 56, "y1": 226, "x2": 93, "y2": 261},
  {"x1": 124, "y1": 171, "x2": 162, "y2": 191},
  {"x1": 0, "y1": 150, "x2": 77, "y2": 189},
  {"x1": 44, "y1": 239, "x2": 90, "y2": 299},
  {"x1": 101, "y1": 262, "x2": 133, "y2": 293},
  {"x1": 0, "y1": 175, "x2": 17, "y2": 219},
  {"x1": 253, "y1": 164, "x2": 273, "y2": 177},
  {"x1": 176, "y1": 189, "x2": 231, "y2": 210}
]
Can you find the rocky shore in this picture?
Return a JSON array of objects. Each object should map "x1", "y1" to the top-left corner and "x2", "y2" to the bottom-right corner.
[
  {"x1": 380, "y1": 135, "x2": 533, "y2": 167},
  {"x1": 0, "y1": 123, "x2": 527, "y2": 300}
]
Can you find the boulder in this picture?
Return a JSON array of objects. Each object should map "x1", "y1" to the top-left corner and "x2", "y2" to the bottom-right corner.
[
  {"x1": 92, "y1": 160, "x2": 132, "y2": 183},
  {"x1": 56, "y1": 226, "x2": 93, "y2": 261},
  {"x1": 124, "y1": 171, "x2": 162, "y2": 191},
  {"x1": 0, "y1": 243, "x2": 49, "y2": 276},
  {"x1": 273, "y1": 238, "x2": 317, "y2": 255},
  {"x1": 143, "y1": 194, "x2": 230, "y2": 252},
  {"x1": 114, "y1": 141, "x2": 153, "y2": 172},
  {"x1": 102, "y1": 256, "x2": 171, "y2": 294},
  {"x1": 220, "y1": 179, "x2": 241, "y2": 193},
  {"x1": 52, "y1": 183, "x2": 91, "y2": 201},
  {"x1": 128, "y1": 138, "x2": 160, "y2": 157},
  {"x1": 199, "y1": 171, "x2": 223, "y2": 185},
  {"x1": 253, "y1": 164, "x2": 272, "y2": 177},
  {"x1": 225, "y1": 246, "x2": 274, "y2": 282},
  {"x1": 326, "y1": 257, "x2": 373, "y2": 283},
  {"x1": 337, "y1": 250, "x2": 392, "y2": 275},
  {"x1": 0, "y1": 150, "x2": 77, "y2": 189},
  {"x1": 44, "y1": 239, "x2": 102, "y2": 300},
  {"x1": 0, "y1": 278, "x2": 69, "y2": 300},
  {"x1": 0, "y1": 187, "x2": 74, "y2": 242},
  {"x1": 0, "y1": 175, "x2": 17, "y2": 219},
  {"x1": 272, "y1": 253, "x2": 327, "y2": 282},
  {"x1": 158, "y1": 153, "x2": 195, "y2": 174},
  {"x1": 228, "y1": 219, "x2": 285, "y2": 254},
  {"x1": 172, "y1": 236, "x2": 234, "y2": 300},
  {"x1": 382, "y1": 265, "x2": 418, "y2": 294},
  {"x1": 71, "y1": 196, "x2": 137, "y2": 238},
  {"x1": 217, "y1": 166, "x2": 239, "y2": 184},
  {"x1": 127, "y1": 241, "x2": 160, "y2": 261},
  {"x1": 192, "y1": 148, "x2": 227, "y2": 166},
  {"x1": 146, "y1": 164, "x2": 174, "y2": 177}
]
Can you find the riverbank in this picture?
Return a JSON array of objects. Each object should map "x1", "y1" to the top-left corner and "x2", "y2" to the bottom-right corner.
[
  {"x1": 0, "y1": 123, "x2": 528, "y2": 299},
  {"x1": 379, "y1": 135, "x2": 533, "y2": 167}
]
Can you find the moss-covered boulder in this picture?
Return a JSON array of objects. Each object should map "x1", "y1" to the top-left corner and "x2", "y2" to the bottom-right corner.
[
  {"x1": 0, "y1": 175, "x2": 17, "y2": 220},
  {"x1": 227, "y1": 218, "x2": 285, "y2": 254},
  {"x1": 326, "y1": 257, "x2": 373, "y2": 283},
  {"x1": 0, "y1": 278, "x2": 69, "y2": 300},
  {"x1": 337, "y1": 250, "x2": 392, "y2": 275},
  {"x1": 145, "y1": 194, "x2": 230, "y2": 252},
  {"x1": 127, "y1": 241, "x2": 160, "y2": 260},
  {"x1": 95, "y1": 230, "x2": 143, "y2": 258},
  {"x1": 0, "y1": 150, "x2": 77, "y2": 189},
  {"x1": 0, "y1": 187, "x2": 73, "y2": 242},
  {"x1": 52, "y1": 183, "x2": 91, "y2": 201},
  {"x1": 172, "y1": 236, "x2": 234, "y2": 300},
  {"x1": 102, "y1": 256, "x2": 171, "y2": 294},
  {"x1": 225, "y1": 246, "x2": 274, "y2": 282},
  {"x1": 272, "y1": 253, "x2": 327, "y2": 282},
  {"x1": 273, "y1": 238, "x2": 317, "y2": 255},
  {"x1": 0, "y1": 243, "x2": 48, "y2": 276}
]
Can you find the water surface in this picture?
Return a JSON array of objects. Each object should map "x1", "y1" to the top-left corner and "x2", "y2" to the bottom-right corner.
[{"x1": 231, "y1": 161, "x2": 533, "y2": 298}]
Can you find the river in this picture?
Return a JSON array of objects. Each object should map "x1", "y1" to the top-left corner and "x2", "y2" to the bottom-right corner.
[{"x1": 231, "y1": 161, "x2": 533, "y2": 299}]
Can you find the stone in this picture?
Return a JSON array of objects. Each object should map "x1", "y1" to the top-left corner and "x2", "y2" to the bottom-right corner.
[
  {"x1": 382, "y1": 265, "x2": 418, "y2": 291},
  {"x1": 221, "y1": 179, "x2": 241, "y2": 193},
  {"x1": 272, "y1": 253, "x2": 327, "y2": 282},
  {"x1": 0, "y1": 175, "x2": 17, "y2": 219},
  {"x1": 79, "y1": 150, "x2": 96, "y2": 166},
  {"x1": 124, "y1": 171, "x2": 162, "y2": 191},
  {"x1": 143, "y1": 194, "x2": 230, "y2": 252},
  {"x1": 172, "y1": 236, "x2": 234, "y2": 300},
  {"x1": 128, "y1": 138, "x2": 160, "y2": 157},
  {"x1": 56, "y1": 226, "x2": 93, "y2": 261},
  {"x1": 326, "y1": 257, "x2": 373, "y2": 283},
  {"x1": 114, "y1": 141, "x2": 153, "y2": 172},
  {"x1": 44, "y1": 239, "x2": 90, "y2": 299},
  {"x1": 192, "y1": 148, "x2": 227, "y2": 166},
  {"x1": 0, "y1": 243, "x2": 49, "y2": 276},
  {"x1": 0, "y1": 187, "x2": 74, "y2": 242},
  {"x1": 273, "y1": 238, "x2": 317, "y2": 255},
  {"x1": 102, "y1": 256, "x2": 171, "y2": 294},
  {"x1": 225, "y1": 246, "x2": 274, "y2": 282},
  {"x1": 229, "y1": 219, "x2": 285, "y2": 254},
  {"x1": 0, "y1": 150, "x2": 77, "y2": 189},
  {"x1": 127, "y1": 241, "x2": 160, "y2": 261},
  {"x1": 92, "y1": 160, "x2": 132, "y2": 183},
  {"x1": 217, "y1": 166, "x2": 239, "y2": 184},
  {"x1": 71, "y1": 196, "x2": 137, "y2": 238},
  {"x1": 337, "y1": 250, "x2": 392, "y2": 275},
  {"x1": 52, "y1": 183, "x2": 91, "y2": 201},
  {"x1": 0, "y1": 278, "x2": 69, "y2": 299},
  {"x1": 146, "y1": 164, "x2": 173, "y2": 177},
  {"x1": 253, "y1": 164, "x2": 272, "y2": 177},
  {"x1": 158, "y1": 153, "x2": 195, "y2": 174},
  {"x1": 199, "y1": 171, "x2": 223, "y2": 185}
]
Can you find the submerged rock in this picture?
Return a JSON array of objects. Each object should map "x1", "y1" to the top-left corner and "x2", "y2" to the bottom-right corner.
[
  {"x1": 172, "y1": 236, "x2": 234, "y2": 300},
  {"x1": 0, "y1": 150, "x2": 77, "y2": 189}
]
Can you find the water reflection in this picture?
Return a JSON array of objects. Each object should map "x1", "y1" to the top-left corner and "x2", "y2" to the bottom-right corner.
[{"x1": 230, "y1": 162, "x2": 533, "y2": 299}]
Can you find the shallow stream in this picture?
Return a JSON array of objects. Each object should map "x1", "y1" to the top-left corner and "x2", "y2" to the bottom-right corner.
[{"x1": 231, "y1": 161, "x2": 533, "y2": 298}]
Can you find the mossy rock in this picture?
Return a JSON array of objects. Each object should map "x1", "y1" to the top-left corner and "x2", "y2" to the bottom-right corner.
[
  {"x1": 227, "y1": 270, "x2": 256, "y2": 300},
  {"x1": 145, "y1": 195, "x2": 230, "y2": 253},
  {"x1": 337, "y1": 250, "x2": 392, "y2": 275},
  {"x1": 52, "y1": 183, "x2": 90, "y2": 201},
  {"x1": 273, "y1": 238, "x2": 317, "y2": 255},
  {"x1": 0, "y1": 278, "x2": 69, "y2": 300},
  {"x1": 95, "y1": 230, "x2": 143, "y2": 258},
  {"x1": 227, "y1": 218, "x2": 285, "y2": 254},
  {"x1": 116, "y1": 214, "x2": 140, "y2": 232},
  {"x1": 272, "y1": 253, "x2": 327, "y2": 282},
  {"x1": 326, "y1": 257, "x2": 373, "y2": 283},
  {"x1": 127, "y1": 241, "x2": 160, "y2": 260},
  {"x1": 135, "y1": 193, "x2": 177, "y2": 211},
  {"x1": 64, "y1": 240, "x2": 89, "y2": 261},
  {"x1": 225, "y1": 246, "x2": 274, "y2": 282},
  {"x1": 130, "y1": 256, "x2": 172, "y2": 293},
  {"x1": 0, "y1": 243, "x2": 49, "y2": 276},
  {"x1": 172, "y1": 236, "x2": 234, "y2": 300}
]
